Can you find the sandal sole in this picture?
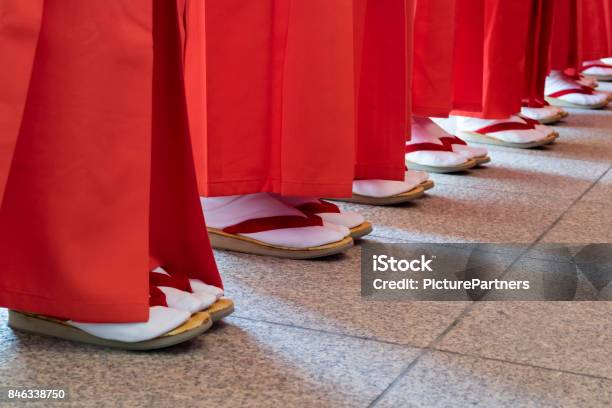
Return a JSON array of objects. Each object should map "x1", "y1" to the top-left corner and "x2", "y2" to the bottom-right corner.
[
  {"x1": 537, "y1": 115, "x2": 564, "y2": 124},
  {"x1": 8, "y1": 310, "x2": 212, "y2": 351},
  {"x1": 457, "y1": 131, "x2": 558, "y2": 149},
  {"x1": 545, "y1": 96, "x2": 609, "y2": 110},
  {"x1": 520, "y1": 113, "x2": 565, "y2": 125},
  {"x1": 349, "y1": 222, "x2": 373, "y2": 240},
  {"x1": 329, "y1": 185, "x2": 425, "y2": 206},
  {"x1": 207, "y1": 228, "x2": 354, "y2": 259},
  {"x1": 405, "y1": 158, "x2": 478, "y2": 174},
  {"x1": 420, "y1": 180, "x2": 435, "y2": 191},
  {"x1": 207, "y1": 298, "x2": 235, "y2": 322},
  {"x1": 474, "y1": 155, "x2": 491, "y2": 165}
]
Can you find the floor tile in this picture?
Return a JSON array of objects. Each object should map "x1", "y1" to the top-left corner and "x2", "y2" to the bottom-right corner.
[
  {"x1": 540, "y1": 200, "x2": 612, "y2": 243},
  {"x1": 0, "y1": 311, "x2": 421, "y2": 408},
  {"x1": 215, "y1": 243, "x2": 469, "y2": 347},
  {"x1": 373, "y1": 351, "x2": 612, "y2": 408},
  {"x1": 335, "y1": 185, "x2": 572, "y2": 243},
  {"x1": 581, "y1": 168, "x2": 612, "y2": 204},
  {"x1": 429, "y1": 151, "x2": 608, "y2": 200},
  {"x1": 529, "y1": 108, "x2": 612, "y2": 163},
  {"x1": 435, "y1": 302, "x2": 612, "y2": 378}
]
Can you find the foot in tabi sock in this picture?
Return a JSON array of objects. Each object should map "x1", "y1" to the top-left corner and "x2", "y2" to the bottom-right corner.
[
  {"x1": 520, "y1": 105, "x2": 568, "y2": 124},
  {"x1": 581, "y1": 59, "x2": 612, "y2": 81},
  {"x1": 150, "y1": 268, "x2": 215, "y2": 312},
  {"x1": 453, "y1": 114, "x2": 558, "y2": 149},
  {"x1": 8, "y1": 273, "x2": 217, "y2": 350},
  {"x1": 273, "y1": 195, "x2": 371, "y2": 239},
  {"x1": 202, "y1": 193, "x2": 353, "y2": 259},
  {"x1": 189, "y1": 278, "x2": 224, "y2": 300},
  {"x1": 67, "y1": 306, "x2": 200, "y2": 346},
  {"x1": 405, "y1": 169, "x2": 435, "y2": 191},
  {"x1": 563, "y1": 71, "x2": 611, "y2": 101},
  {"x1": 545, "y1": 71, "x2": 610, "y2": 109},
  {"x1": 151, "y1": 267, "x2": 232, "y2": 322},
  {"x1": 405, "y1": 117, "x2": 487, "y2": 173}
]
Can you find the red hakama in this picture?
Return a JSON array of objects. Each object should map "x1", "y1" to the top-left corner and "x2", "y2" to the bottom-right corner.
[
  {"x1": 451, "y1": 0, "x2": 532, "y2": 118},
  {"x1": 0, "y1": 0, "x2": 221, "y2": 323},
  {"x1": 581, "y1": 0, "x2": 612, "y2": 61},
  {"x1": 522, "y1": 0, "x2": 555, "y2": 108},
  {"x1": 411, "y1": 0, "x2": 457, "y2": 118},
  {"x1": 187, "y1": 1, "x2": 413, "y2": 199},
  {"x1": 550, "y1": 0, "x2": 582, "y2": 71},
  {"x1": 549, "y1": 0, "x2": 611, "y2": 75},
  {"x1": 606, "y1": 0, "x2": 612, "y2": 55}
]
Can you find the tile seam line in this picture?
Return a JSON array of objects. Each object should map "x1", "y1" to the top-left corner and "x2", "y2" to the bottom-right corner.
[
  {"x1": 433, "y1": 348, "x2": 612, "y2": 381},
  {"x1": 367, "y1": 344, "x2": 612, "y2": 408},
  {"x1": 428, "y1": 180, "x2": 603, "y2": 201},
  {"x1": 366, "y1": 298, "x2": 483, "y2": 408},
  {"x1": 367, "y1": 161, "x2": 612, "y2": 407},
  {"x1": 483, "y1": 150, "x2": 612, "y2": 163},
  {"x1": 465, "y1": 145, "x2": 612, "y2": 161},
  {"x1": 223, "y1": 163, "x2": 612, "y2": 407},
  {"x1": 530, "y1": 162, "x2": 612, "y2": 246},
  {"x1": 369, "y1": 163, "x2": 612, "y2": 245},
  {"x1": 427, "y1": 160, "x2": 612, "y2": 364},
  {"x1": 228, "y1": 315, "x2": 429, "y2": 349}
]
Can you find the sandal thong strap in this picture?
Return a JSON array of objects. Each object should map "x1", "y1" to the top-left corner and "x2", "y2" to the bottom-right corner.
[
  {"x1": 296, "y1": 200, "x2": 340, "y2": 215},
  {"x1": 150, "y1": 270, "x2": 193, "y2": 292},
  {"x1": 547, "y1": 87, "x2": 594, "y2": 98},
  {"x1": 473, "y1": 119, "x2": 536, "y2": 135},
  {"x1": 150, "y1": 285, "x2": 168, "y2": 307},
  {"x1": 222, "y1": 214, "x2": 323, "y2": 234},
  {"x1": 521, "y1": 117, "x2": 541, "y2": 126},
  {"x1": 405, "y1": 142, "x2": 454, "y2": 154},
  {"x1": 438, "y1": 136, "x2": 467, "y2": 146},
  {"x1": 407, "y1": 133, "x2": 470, "y2": 152}
]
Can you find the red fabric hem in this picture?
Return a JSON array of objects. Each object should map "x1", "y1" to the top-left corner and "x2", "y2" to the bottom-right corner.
[
  {"x1": 202, "y1": 179, "x2": 353, "y2": 199},
  {"x1": 450, "y1": 110, "x2": 516, "y2": 120},
  {"x1": 0, "y1": 289, "x2": 149, "y2": 323},
  {"x1": 412, "y1": 106, "x2": 452, "y2": 118},
  {"x1": 353, "y1": 164, "x2": 405, "y2": 183}
]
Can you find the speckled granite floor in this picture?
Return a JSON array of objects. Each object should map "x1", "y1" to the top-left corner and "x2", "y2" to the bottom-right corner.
[{"x1": 1, "y1": 83, "x2": 612, "y2": 407}]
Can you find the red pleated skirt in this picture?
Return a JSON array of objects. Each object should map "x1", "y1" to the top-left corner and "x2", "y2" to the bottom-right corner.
[
  {"x1": 0, "y1": 0, "x2": 221, "y2": 323},
  {"x1": 550, "y1": 0, "x2": 582, "y2": 71},
  {"x1": 523, "y1": 0, "x2": 555, "y2": 107},
  {"x1": 581, "y1": 0, "x2": 612, "y2": 61},
  {"x1": 606, "y1": 0, "x2": 612, "y2": 55},
  {"x1": 451, "y1": 0, "x2": 532, "y2": 118},
  {"x1": 411, "y1": 0, "x2": 457, "y2": 118},
  {"x1": 550, "y1": 0, "x2": 612, "y2": 73},
  {"x1": 187, "y1": 1, "x2": 413, "y2": 198}
]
